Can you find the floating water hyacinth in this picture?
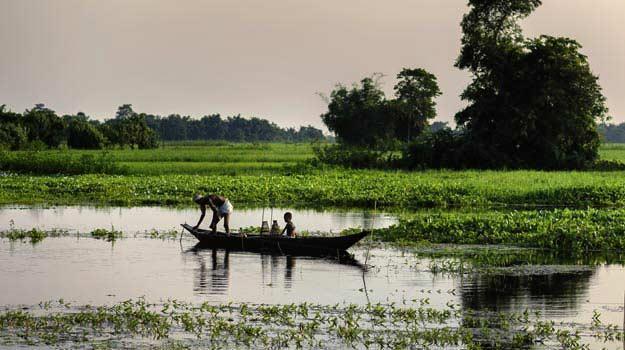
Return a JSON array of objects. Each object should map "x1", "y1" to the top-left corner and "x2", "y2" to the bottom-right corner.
[{"x1": 0, "y1": 298, "x2": 622, "y2": 349}]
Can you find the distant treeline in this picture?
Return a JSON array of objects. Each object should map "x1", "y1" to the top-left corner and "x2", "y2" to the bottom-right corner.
[
  {"x1": 0, "y1": 104, "x2": 325, "y2": 150},
  {"x1": 144, "y1": 114, "x2": 324, "y2": 142},
  {"x1": 599, "y1": 123, "x2": 625, "y2": 143},
  {"x1": 0, "y1": 104, "x2": 158, "y2": 150}
]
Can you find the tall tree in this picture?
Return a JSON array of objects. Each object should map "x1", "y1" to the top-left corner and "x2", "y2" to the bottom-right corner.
[
  {"x1": 393, "y1": 68, "x2": 442, "y2": 142},
  {"x1": 21, "y1": 104, "x2": 66, "y2": 148},
  {"x1": 321, "y1": 70, "x2": 440, "y2": 148},
  {"x1": 321, "y1": 76, "x2": 391, "y2": 148},
  {"x1": 455, "y1": 0, "x2": 607, "y2": 169},
  {"x1": 103, "y1": 105, "x2": 159, "y2": 148}
]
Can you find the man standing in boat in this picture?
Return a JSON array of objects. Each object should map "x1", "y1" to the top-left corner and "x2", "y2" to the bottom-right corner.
[{"x1": 193, "y1": 194, "x2": 233, "y2": 235}]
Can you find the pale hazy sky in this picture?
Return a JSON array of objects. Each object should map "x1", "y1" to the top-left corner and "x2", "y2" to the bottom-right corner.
[{"x1": 1, "y1": 0, "x2": 624, "y2": 129}]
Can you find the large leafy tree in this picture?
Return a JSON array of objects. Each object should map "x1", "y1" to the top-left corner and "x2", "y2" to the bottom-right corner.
[
  {"x1": 321, "y1": 76, "x2": 390, "y2": 148},
  {"x1": 21, "y1": 104, "x2": 66, "y2": 148},
  {"x1": 65, "y1": 113, "x2": 107, "y2": 149},
  {"x1": 0, "y1": 105, "x2": 28, "y2": 150},
  {"x1": 455, "y1": 0, "x2": 608, "y2": 169},
  {"x1": 102, "y1": 105, "x2": 159, "y2": 149},
  {"x1": 321, "y1": 70, "x2": 441, "y2": 148},
  {"x1": 393, "y1": 68, "x2": 442, "y2": 142}
]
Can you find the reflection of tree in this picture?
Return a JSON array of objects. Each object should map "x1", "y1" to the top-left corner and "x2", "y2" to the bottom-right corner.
[
  {"x1": 460, "y1": 269, "x2": 596, "y2": 315},
  {"x1": 458, "y1": 269, "x2": 597, "y2": 349}
]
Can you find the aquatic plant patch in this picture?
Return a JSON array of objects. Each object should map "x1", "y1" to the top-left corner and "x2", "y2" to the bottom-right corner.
[
  {"x1": 0, "y1": 227, "x2": 183, "y2": 243},
  {"x1": 90, "y1": 228, "x2": 124, "y2": 242},
  {"x1": 0, "y1": 299, "x2": 622, "y2": 349},
  {"x1": 2, "y1": 170, "x2": 625, "y2": 208},
  {"x1": 375, "y1": 209, "x2": 625, "y2": 254}
]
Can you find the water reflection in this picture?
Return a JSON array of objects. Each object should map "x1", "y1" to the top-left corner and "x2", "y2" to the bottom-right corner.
[
  {"x1": 285, "y1": 256, "x2": 295, "y2": 289},
  {"x1": 460, "y1": 268, "x2": 596, "y2": 317},
  {"x1": 190, "y1": 249, "x2": 231, "y2": 295},
  {"x1": 185, "y1": 245, "x2": 364, "y2": 296},
  {"x1": 1, "y1": 236, "x2": 623, "y2": 330}
]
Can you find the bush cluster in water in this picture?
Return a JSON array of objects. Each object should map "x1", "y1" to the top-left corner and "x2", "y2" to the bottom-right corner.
[
  {"x1": 0, "y1": 225, "x2": 67, "y2": 244},
  {"x1": 90, "y1": 228, "x2": 123, "y2": 242},
  {"x1": 0, "y1": 299, "x2": 622, "y2": 349},
  {"x1": 377, "y1": 209, "x2": 625, "y2": 254}
]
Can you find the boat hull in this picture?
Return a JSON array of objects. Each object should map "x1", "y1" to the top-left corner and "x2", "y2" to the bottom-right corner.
[{"x1": 181, "y1": 224, "x2": 369, "y2": 256}]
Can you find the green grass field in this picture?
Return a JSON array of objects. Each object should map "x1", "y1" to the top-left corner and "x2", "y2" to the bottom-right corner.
[
  {"x1": 112, "y1": 143, "x2": 313, "y2": 163},
  {"x1": 2, "y1": 169, "x2": 625, "y2": 208},
  {"x1": 0, "y1": 143, "x2": 314, "y2": 175},
  {"x1": 3, "y1": 142, "x2": 625, "y2": 176},
  {"x1": 1, "y1": 142, "x2": 625, "y2": 208},
  {"x1": 598, "y1": 143, "x2": 625, "y2": 162}
]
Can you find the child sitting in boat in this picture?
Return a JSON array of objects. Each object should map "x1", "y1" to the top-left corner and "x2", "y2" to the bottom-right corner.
[{"x1": 281, "y1": 212, "x2": 297, "y2": 238}]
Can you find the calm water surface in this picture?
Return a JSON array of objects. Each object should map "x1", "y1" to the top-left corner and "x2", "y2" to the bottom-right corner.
[
  {"x1": 1, "y1": 238, "x2": 624, "y2": 325},
  {"x1": 0, "y1": 205, "x2": 396, "y2": 233},
  {"x1": 1, "y1": 206, "x2": 624, "y2": 348}
]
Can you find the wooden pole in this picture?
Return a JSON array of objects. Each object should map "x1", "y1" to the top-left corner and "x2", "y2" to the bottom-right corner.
[
  {"x1": 364, "y1": 200, "x2": 377, "y2": 267},
  {"x1": 261, "y1": 207, "x2": 265, "y2": 234}
]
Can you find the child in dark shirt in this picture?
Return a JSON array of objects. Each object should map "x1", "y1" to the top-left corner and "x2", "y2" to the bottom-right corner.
[{"x1": 281, "y1": 212, "x2": 297, "y2": 238}]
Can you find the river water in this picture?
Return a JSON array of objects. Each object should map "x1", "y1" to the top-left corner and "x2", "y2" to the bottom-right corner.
[
  {"x1": 0, "y1": 205, "x2": 396, "y2": 234},
  {"x1": 1, "y1": 206, "x2": 624, "y2": 348}
]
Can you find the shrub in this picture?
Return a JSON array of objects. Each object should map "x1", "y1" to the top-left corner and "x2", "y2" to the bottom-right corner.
[
  {"x1": 402, "y1": 129, "x2": 465, "y2": 169},
  {"x1": 67, "y1": 120, "x2": 107, "y2": 149},
  {"x1": 0, "y1": 123, "x2": 28, "y2": 150},
  {"x1": 589, "y1": 159, "x2": 625, "y2": 171},
  {"x1": 312, "y1": 143, "x2": 400, "y2": 169}
]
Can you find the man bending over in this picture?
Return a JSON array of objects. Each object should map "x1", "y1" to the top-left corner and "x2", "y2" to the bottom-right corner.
[{"x1": 193, "y1": 194, "x2": 233, "y2": 235}]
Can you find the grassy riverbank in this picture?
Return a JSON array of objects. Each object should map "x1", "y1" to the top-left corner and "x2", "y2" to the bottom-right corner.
[{"x1": 1, "y1": 170, "x2": 625, "y2": 208}]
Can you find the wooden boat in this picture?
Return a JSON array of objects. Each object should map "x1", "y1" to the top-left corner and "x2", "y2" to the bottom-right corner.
[{"x1": 181, "y1": 224, "x2": 369, "y2": 256}]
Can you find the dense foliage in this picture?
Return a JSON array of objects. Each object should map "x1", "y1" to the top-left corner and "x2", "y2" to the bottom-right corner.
[
  {"x1": 321, "y1": 69, "x2": 441, "y2": 149},
  {"x1": 145, "y1": 114, "x2": 324, "y2": 142},
  {"x1": 65, "y1": 113, "x2": 107, "y2": 149},
  {"x1": 0, "y1": 104, "x2": 158, "y2": 150},
  {"x1": 453, "y1": 0, "x2": 608, "y2": 169},
  {"x1": 312, "y1": 144, "x2": 401, "y2": 169},
  {"x1": 319, "y1": 0, "x2": 609, "y2": 170}
]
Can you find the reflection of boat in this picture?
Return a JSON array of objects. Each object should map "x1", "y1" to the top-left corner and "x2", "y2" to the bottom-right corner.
[
  {"x1": 184, "y1": 247, "x2": 366, "y2": 296},
  {"x1": 181, "y1": 224, "x2": 369, "y2": 257}
]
